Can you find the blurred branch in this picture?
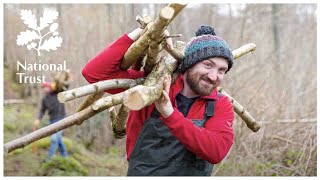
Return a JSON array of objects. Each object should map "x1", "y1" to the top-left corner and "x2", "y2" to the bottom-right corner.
[
  {"x1": 271, "y1": 135, "x2": 303, "y2": 147},
  {"x1": 259, "y1": 118, "x2": 316, "y2": 124},
  {"x1": 4, "y1": 99, "x2": 25, "y2": 104},
  {"x1": 218, "y1": 87, "x2": 260, "y2": 132}
]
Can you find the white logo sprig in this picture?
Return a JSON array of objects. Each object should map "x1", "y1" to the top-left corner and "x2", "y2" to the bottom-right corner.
[{"x1": 16, "y1": 8, "x2": 63, "y2": 56}]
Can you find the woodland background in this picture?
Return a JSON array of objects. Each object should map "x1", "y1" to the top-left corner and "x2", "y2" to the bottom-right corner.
[{"x1": 3, "y1": 3, "x2": 317, "y2": 176}]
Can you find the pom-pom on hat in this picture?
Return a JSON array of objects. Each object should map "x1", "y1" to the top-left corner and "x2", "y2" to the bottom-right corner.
[{"x1": 179, "y1": 25, "x2": 233, "y2": 73}]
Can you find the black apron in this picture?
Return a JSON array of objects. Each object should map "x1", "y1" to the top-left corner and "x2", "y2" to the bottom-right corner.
[{"x1": 127, "y1": 100, "x2": 216, "y2": 176}]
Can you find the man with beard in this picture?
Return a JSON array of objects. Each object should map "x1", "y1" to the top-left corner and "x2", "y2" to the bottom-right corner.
[{"x1": 82, "y1": 25, "x2": 234, "y2": 176}]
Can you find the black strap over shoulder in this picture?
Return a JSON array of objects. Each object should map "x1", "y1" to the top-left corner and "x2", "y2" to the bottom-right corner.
[
  {"x1": 204, "y1": 100, "x2": 215, "y2": 121},
  {"x1": 204, "y1": 92, "x2": 221, "y2": 121}
]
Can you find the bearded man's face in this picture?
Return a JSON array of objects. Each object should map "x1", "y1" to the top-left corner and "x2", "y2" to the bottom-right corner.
[{"x1": 185, "y1": 57, "x2": 228, "y2": 96}]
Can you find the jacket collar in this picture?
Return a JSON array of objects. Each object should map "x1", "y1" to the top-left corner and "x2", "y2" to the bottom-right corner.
[{"x1": 172, "y1": 74, "x2": 219, "y2": 101}]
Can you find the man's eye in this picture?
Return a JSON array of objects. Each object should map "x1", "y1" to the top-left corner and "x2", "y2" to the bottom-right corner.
[
  {"x1": 204, "y1": 63, "x2": 212, "y2": 68},
  {"x1": 219, "y1": 69, "x2": 226, "y2": 74}
]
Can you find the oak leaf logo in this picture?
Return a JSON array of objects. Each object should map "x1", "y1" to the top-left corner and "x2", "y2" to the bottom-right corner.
[{"x1": 16, "y1": 9, "x2": 63, "y2": 56}]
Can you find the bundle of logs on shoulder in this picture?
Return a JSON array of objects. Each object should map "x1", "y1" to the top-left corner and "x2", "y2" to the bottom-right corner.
[{"x1": 4, "y1": 3, "x2": 260, "y2": 154}]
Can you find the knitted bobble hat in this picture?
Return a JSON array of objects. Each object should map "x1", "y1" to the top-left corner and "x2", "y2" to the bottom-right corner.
[{"x1": 179, "y1": 25, "x2": 233, "y2": 73}]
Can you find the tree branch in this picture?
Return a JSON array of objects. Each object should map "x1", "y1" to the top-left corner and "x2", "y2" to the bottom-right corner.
[
  {"x1": 120, "y1": 3, "x2": 186, "y2": 70},
  {"x1": 110, "y1": 104, "x2": 129, "y2": 139},
  {"x1": 217, "y1": 87, "x2": 260, "y2": 132},
  {"x1": 232, "y1": 43, "x2": 256, "y2": 59},
  {"x1": 144, "y1": 7, "x2": 175, "y2": 74},
  {"x1": 58, "y1": 79, "x2": 139, "y2": 103}
]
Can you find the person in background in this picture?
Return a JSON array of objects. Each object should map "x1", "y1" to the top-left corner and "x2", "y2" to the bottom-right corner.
[{"x1": 33, "y1": 81, "x2": 68, "y2": 159}]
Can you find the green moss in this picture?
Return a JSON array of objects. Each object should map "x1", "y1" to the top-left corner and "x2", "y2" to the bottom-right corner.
[
  {"x1": 11, "y1": 148, "x2": 24, "y2": 155},
  {"x1": 36, "y1": 137, "x2": 73, "y2": 149},
  {"x1": 4, "y1": 122, "x2": 17, "y2": 131},
  {"x1": 282, "y1": 148, "x2": 302, "y2": 167},
  {"x1": 106, "y1": 146, "x2": 121, "y2": 156},
  {"x1": 41, "y1": 156, "x2": 88, "y2": 176}
]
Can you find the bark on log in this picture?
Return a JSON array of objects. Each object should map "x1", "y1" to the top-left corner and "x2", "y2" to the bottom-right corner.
[
  {"x1": 124, "y1": 55, "x2": 178, "y2": 110},
  {"x1": 77, "y1": 91, "x2": 105, "y2": 113},
  {"x1": 163, "y1": 43, "x2": 184, "y2": 63},
  {"x1": 110, "y1": 104, "x2": 129, "y2": 139},
  {"x1": 132, "y1": 49, "x2": 147, "y2": 71},
  {"x1": 217, "y1": 87, "x2": 260, "y2": 132},
  {"x1": 91, "y1": 92, "x2": 125, "y2": 111},
  {"x1": 232, "y1": 43, "x2": 256, "y2": 59},
  {"x1": 136, "y1": 15, "x2": 152, "y2": 29},
  {"x1": 164, "y1": 40, "x2": 186, "y2": 64},
  {"x1": 144, "y1": 7, "x2": 174, "y2": 74},
  {"x1": 58, "y1": 79, "x2": 138, "y2": 103}
]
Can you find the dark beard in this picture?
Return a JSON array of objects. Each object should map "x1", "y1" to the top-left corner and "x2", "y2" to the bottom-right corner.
[{"x1": 186, "y1": 70, "x2": 216, "y2": 96}]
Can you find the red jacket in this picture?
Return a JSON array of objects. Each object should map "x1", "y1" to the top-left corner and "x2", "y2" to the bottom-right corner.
[{"x1": 82, "y1": 34, "x2": 235, "y2": 164}]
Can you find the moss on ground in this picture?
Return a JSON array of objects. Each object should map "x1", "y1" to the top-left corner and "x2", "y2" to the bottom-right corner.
[{"x1": 41, "y1": 156, "x2": 88, "y2": 176}]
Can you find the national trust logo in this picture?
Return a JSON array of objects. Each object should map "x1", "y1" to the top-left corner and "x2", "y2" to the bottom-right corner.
[{"x1": 16, "y1": 8, "x2": 63, "y2": 56}]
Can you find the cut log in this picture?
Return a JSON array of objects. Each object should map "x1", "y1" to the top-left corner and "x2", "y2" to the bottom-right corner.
[{"x1": 123, "y1": 85, "x2": 162, "y2": 110}]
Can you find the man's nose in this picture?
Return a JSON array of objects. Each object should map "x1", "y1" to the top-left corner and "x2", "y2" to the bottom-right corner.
[{"x1": 208, "y1": 69, "x2": 218, "y2": 82}]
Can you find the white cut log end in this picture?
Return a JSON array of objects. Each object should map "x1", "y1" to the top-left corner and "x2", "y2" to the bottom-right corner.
[
  {"x1": 123, "y1": 91, "x2": 145, "y2": 111},
  {"x1": 160, "y1": 7, "x2": 175, "y2": 20},
  {"x1": 123, "y1": 85, "x2": 149, "y2": 111}
]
